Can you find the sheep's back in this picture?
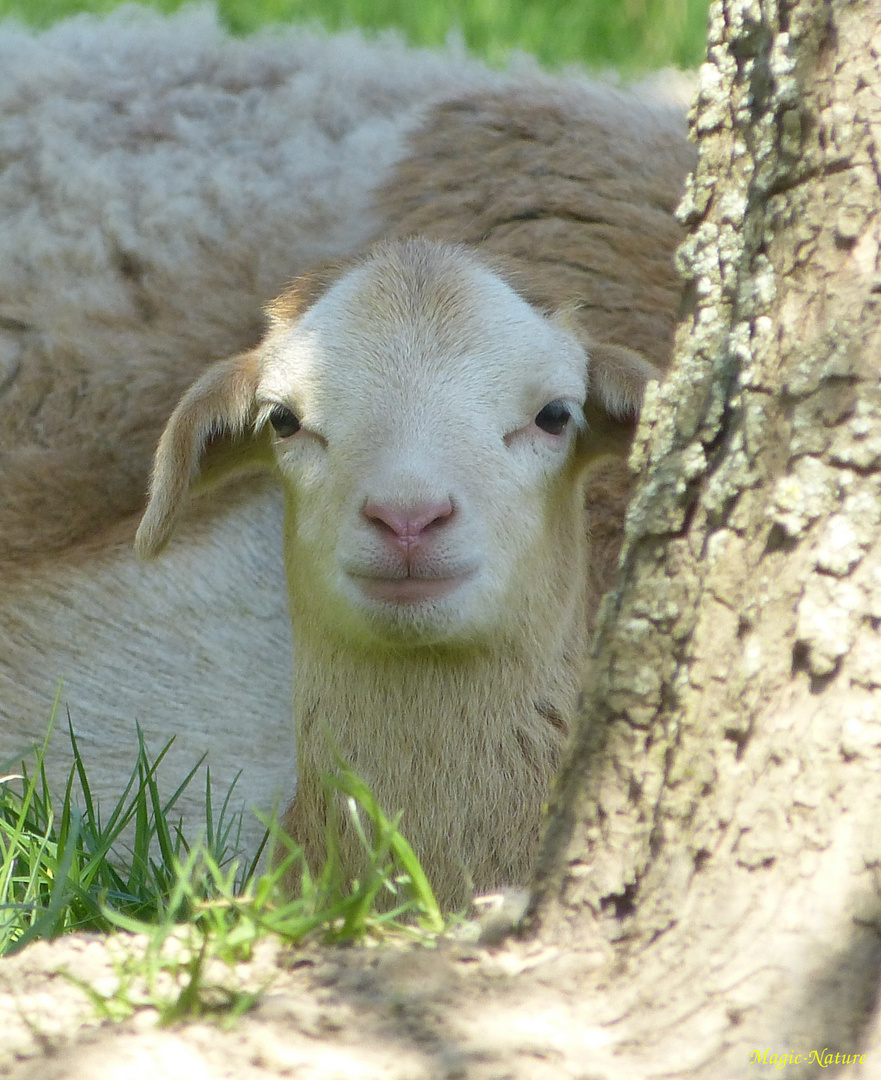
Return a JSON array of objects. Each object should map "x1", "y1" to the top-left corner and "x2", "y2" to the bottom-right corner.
[{"x1": 375, "y1": 84, "x2": 695, "y2": 373}]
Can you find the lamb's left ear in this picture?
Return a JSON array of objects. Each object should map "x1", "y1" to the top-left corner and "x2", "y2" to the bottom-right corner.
[
  {"x1": 548, "y1": 308, "x2": 663, "y2": 425},
  {"x1": 135, "y1": 349, "x2": 269, "y2": 557},
  {"x1": 576, "y1": 340, "x2": 665, "y2": 458},
  {"x1": 585, "y1": 341, "x2": 663, "y2": 420}
]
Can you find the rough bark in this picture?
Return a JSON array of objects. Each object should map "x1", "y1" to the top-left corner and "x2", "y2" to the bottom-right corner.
[{"x1": 529, "y1": 0, "x2": 881, "y2": 1074}]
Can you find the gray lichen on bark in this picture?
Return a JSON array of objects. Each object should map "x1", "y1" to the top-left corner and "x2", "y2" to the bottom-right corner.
[{"x1": 531, "y1": 0, "x2": 881, "y2": 1071}]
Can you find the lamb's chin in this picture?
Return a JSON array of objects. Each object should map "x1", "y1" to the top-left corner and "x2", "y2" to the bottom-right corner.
[
  {"x1": 353, "y1": 572, "x2": 471, "y2": 605},
  {"x1": 339, "y1": 572, "x2": 496, "y2": 646}
]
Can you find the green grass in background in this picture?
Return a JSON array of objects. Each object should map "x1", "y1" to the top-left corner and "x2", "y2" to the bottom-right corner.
[{"x1": 0, "y1": 0, "x2": 710, "y2": 71}]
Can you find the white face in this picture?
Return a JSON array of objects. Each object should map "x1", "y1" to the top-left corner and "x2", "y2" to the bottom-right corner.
[{"x1": 256, "y1": 241, "x2": 589, "y2": 647}]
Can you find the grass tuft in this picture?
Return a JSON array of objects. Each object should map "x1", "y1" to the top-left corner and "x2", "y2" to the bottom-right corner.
[
  {"x1": 1, "y1": 713, "x2": 447, "y2": 1021},
  {"x1": 0, "y1": 708, "x2": 257, "y2": 956}
]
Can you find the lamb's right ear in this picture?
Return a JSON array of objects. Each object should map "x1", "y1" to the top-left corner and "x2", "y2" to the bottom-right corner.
[{"x1": 135, "y1": 350, "x2": 269, "y2": 557}]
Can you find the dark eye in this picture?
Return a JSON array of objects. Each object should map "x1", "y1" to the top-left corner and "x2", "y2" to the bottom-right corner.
[
  {"x1": 268, "y1": 405, "x2": 301, "y2": 439},
  {"x1": 535, "y1": 401, "x2": 571, "y2": 435}
]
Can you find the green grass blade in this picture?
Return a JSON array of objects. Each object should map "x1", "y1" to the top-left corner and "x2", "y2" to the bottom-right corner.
[{"x1": 6, "y1": 813, "x2": 82, "y2": 954}]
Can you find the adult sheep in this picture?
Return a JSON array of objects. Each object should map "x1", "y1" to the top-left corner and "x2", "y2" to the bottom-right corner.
[
  {"x1": 0, "y1": 5, "x2": 504, "y2": 562},
  {"x1": 136, "y1": 84, "x2": 694, "y2": 906}
]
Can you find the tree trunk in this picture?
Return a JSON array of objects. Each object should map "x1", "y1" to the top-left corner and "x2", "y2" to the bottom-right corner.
[{"x1": 529, "y1": 0, "x2": 881, "y2": 1074}]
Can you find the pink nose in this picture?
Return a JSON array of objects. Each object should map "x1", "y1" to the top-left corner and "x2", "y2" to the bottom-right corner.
[{"x1": 362, "y1": 497, "x2": 454, "y2": 550}]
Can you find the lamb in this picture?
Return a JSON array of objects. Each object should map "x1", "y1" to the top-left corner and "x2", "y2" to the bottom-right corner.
[{"x1": 135, "y1": 87, "x2": 693, "y2": 905}]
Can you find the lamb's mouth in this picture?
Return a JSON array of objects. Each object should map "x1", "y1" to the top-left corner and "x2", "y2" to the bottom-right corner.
[{"x1": 352, "y1": 572, "x2": 473, "y2": 604}]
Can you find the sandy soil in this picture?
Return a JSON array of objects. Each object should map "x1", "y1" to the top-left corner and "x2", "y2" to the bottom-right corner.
[{"x1": 0, "y1": 930, "x2": 616, "y2": 1080}]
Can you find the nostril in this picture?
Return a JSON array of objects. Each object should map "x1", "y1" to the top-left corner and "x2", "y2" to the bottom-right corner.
[
  {"x1": 416, "y1": 497, "x2": 454, "y2": 535},
  {"x1": 362, "y1": 497, "x2": 454, "y2": 541}
]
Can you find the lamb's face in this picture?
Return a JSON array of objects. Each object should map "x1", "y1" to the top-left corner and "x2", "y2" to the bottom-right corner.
[{"x1": 258, "y1": 241, "x2": 589, "y2": 647}]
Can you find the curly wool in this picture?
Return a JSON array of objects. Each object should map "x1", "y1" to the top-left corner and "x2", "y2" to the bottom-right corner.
[{"x1": 0, "y1": 5, "x2": 509, "y2": 559}]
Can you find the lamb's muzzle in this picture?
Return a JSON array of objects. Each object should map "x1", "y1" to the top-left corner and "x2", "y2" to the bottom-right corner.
[{"x1": 359, "y1": 495, "x2": 461, "y2": 602}]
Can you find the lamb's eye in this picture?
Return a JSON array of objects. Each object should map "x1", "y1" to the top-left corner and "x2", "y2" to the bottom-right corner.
[
  {"x1": 535, "y1": 401, "x2": 571, "y2": 435},
  {"x1": 268, "y1": 405, "x2": 301, "y2": 439}
]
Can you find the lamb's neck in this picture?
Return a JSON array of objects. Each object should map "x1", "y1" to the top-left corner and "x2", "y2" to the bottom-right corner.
[
  {"x1": 287, "y1": 605, "x2": 587, "y2": 901},
  {"x1": 309, "y1": 631, "x2": 566, "y2": 721},
  {"x1": 286, "y1": 544, "x2": 590, "y2": 903},
  {"x1": 293, "y1": 637, "x2": 569, "y2": 875}
]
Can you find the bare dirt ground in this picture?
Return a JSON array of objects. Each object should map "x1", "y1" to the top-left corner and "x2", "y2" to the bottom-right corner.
[{"x1": 0, "y1": 931, "x2": 614, "y2": 1080}]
